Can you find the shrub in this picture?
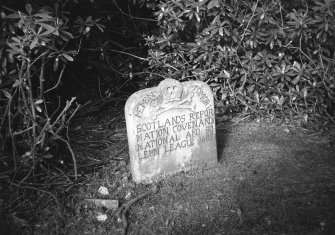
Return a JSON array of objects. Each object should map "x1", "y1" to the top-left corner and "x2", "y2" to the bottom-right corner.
[
  {"x1": 144, "y1": 0, "x2": 335, "y2": 123},
  {"x1": 0, "y1": 2, "x2": 104, "y2": 181}
]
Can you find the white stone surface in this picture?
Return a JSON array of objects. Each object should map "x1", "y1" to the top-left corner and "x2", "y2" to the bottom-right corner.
[{"x1": 125, "y1": 79, "x2": 217, "y2": 183}]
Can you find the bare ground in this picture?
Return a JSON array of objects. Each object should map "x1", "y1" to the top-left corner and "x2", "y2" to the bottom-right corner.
[
  {"x1": 2, "y1": 103, "x2": 335, "y2": 235},
  {"x1": 125, "y1": 123, "x2": 335, "y2": 235}
]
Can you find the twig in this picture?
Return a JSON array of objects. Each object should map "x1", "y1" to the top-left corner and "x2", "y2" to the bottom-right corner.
[
  {"x1": 10, "y1": 182, "x2": 61, "y2": 210},
  {"x1": 53, "y1": 97, "x2": 77, "y2": 134},
  {"x1": 111, "y1": 0, "x2": 157, "y2": 22},
  {"x1": 13, "y1": 124, "x2": 37, "y2": 136},
  {"x1": 77, "y1": 146, "x2": 127, "y2": 168},
  {"x1": 286, "y1": 46, "x2": 316, "y2": 67},
  {"x1": 85, "y1": 47, "x2": 148, "y2": 62},
  {"x1": 108, "y1": 48, "x2": 148, "y2": 61},
  {"x1": 18, "y1": 119, "x2": 51, "y2": 185},
  {"x1": 74, "y1": 140, "x2": 114, "y2": 146},
  {"x1": 56, "y1": 136, "x2": 78, "y2": 181},
  {"x1": 108, "y1": 78, "x2": 132, "y2": 98},
  {"x1": 22, "y1": 51, "x2": 49, "y2": 79},
  {"x1": 117, "y1": 186, "x2": 158, "y2": 235},
  {"x1": 5, "y1": 88, "x2": 18, "y2": 176},
  {"x1": 279, "y1": 2, "x2": 284, "y2": 30},
  {"x1": 324, "y1": 109, "x2": 335, "y2": 124},
  {"x1": 105, "y1": 166, "x2": 114, "y2": 187},
  {"x1": 98, "y1": 76, "x2": 103, "y2": 99},
  {"x1": 38, "y1": 56, "x2": 45, "y2": 99},
  {"x1": 44, "y1": 64, "x2": 66, "y2": 94},
  {"x1": 240, "y1": 0, "x2": 259, "y2": 42}
]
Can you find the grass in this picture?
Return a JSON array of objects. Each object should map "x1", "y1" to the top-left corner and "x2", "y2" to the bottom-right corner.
[{"x1": 1, "y1": 102, "x2": 335, "y2": 235}]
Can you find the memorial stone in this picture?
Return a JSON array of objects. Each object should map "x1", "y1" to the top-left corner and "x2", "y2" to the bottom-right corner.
[{"x1": 125, "y1": 79, "x2": 217, "y2": 184}]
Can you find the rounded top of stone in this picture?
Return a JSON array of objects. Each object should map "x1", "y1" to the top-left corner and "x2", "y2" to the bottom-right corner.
[
  {"x1": 158, "y1": 79, "x2": 183, "y2": 104},
  {"x1": 158, "y1": 78, "x2": 180, "y2": 88}
]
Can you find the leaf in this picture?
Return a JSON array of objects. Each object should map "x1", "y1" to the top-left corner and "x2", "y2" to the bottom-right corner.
[
  {"x1": 208, "y1": 0, "x2": 219, "y2": 9},
  {"x1": 223, "y1": 70, "x2": 230, "y2": 78},
  {"x1": 41, "y1": 154, "x2": 54, "y2": 159},
  {"x1": 1, "y1": 89, "x2": 11, "y2": 99},
  {"x1": 195, "y1": 12, "x2": 200, "y2": 22},
  {"x1": 37, "y1": 26, "x2": 43, "y2": 35},
  {"x1": 210, "y1": 27, "x2": 218, "y2": 37},
  {"x1": 25, "y1": 4, "x2": 32, "y2": 15},
  {"x1": 195, "y1": 53, "x2": 205, "y2": 63},
  {"x1": 223, "y1": 27, "x2": 230, "y2": 36},
  {"x1": 30, "y1": 37, "x2": 38, "y2": 49},
  {"x1": 33, "y1": 13, "x2": 53, "y2": 19},
  {"x1": 64, "y1": 50, "x2": 77, "y2": 55},
  {"x1": 251, "y1": 3, "x2": 257, "y2": 12},
  {"x1": 38, "y1": 23, "x2": 56, "y2": 35},
  {"x1": 291, "y1": 76, "x2": 300, "y2": 84},
  {"x1": 35, "y1": 18, "x2": 54, "y2": 23},
  {"x1": 219, "y1": 27, "x2": 223, "y2": 36},
  {"x1": 61, "y1": 30, "x2": 74, "y2": 39},
  {"x1": 76, "y1": 16, "x2": 84, "y2": 24},
  {"x1": 158, "y1": 12, "x2": 163, "y2": 21},
  {"x1": 62, "y1": 54, "x2": 74, "y2": 61},
  {"x1": 270, "y1": 40, "x2": 274, "y2": 49},
  {"x1": 301, "y1": 87, "x2": 308, "y2": 98},
  {"x1": 53, "y1": 58, "x2": 59, "y2": 71},
  {"x1": 7, "y1": 43, "x2": 21, "y2": 52},
  {"x1": 35, "y1": 105, "x2": 42, "y2": 112},
  {"x1": 34, "y1": 99, "x2": 44, "y2": 104},
  {"x1": 95, "y1": 24, "x2": 105, "y2": 32},
  {"x1": 12, "y1": 80, "x2": 21, "y2": 87},
  {"x1": 11, "y1": 37, "x2": 21, "y2": 44},
  {"x1": 5, "y1": 13, "x2": 20, "y2": 19},
  {"x1": 85, "y1": 16, "x2": 93, "y2": 24}
]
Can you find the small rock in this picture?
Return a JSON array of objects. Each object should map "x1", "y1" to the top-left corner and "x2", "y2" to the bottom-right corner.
[
  {"x1": 98, "y1": 186, "x2": 109, "y2": 195},
  {"x1": 127, "y1": 182, "x2": 136, "y2": 189},
  {"x1": 236, "y1": 208, "x2": 243, "y2": 224},
  {"x1": 125, "y1": 191, "x2": 132, "y2": 200},
  {"x1": 86, "y1": 199, "x2": 119, "y2": 211},
  {"x1": 96, "y1": 213, "x2": 108, "y2": 222}
]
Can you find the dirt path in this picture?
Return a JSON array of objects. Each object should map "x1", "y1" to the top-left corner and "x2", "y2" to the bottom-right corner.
[{"x1": 124, "y1": 123, "x2": 335, "y2": 235}]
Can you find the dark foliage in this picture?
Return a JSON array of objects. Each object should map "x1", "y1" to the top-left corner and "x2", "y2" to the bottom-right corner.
[{"x1": 144, "y1": 0, "x2": 335, "y2": 123}]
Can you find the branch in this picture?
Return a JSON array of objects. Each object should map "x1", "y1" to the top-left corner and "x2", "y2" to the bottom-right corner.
[
  {"x1": 10, "y1": 182, "x2": 61, "y2": 210},
  {"x1": 44, "y1": 64, "x2": 66, "y2": 94},
  {"x1": 117, "y1": 186, "x2": 158, "y2": 235},
  {"x1": 56, "y1": 136, "x2": 78, "y2": 181},
  {"x1": 111, "y1": 0, "x2": 157, "y2": 22},
  {"x1": 240, "y1": 0, "x2": 259, "y2": 42},
  {"x1": 53, "y1": 97, "x2": 76, "y2": 135},
  {"x1": 107, "y1": 49, "x2": 148, "y2": 61}
]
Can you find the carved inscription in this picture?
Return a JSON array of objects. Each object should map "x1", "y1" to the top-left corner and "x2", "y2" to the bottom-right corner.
[
  {"x1": 125, "y1": 78, "x2": 218, "y2": 183},
  {"x1": 135, "y1": 108, "x2": 215, "y2": 159}
]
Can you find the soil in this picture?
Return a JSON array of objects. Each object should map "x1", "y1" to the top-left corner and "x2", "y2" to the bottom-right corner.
[{"x1": 2, "y1": 101, "x2": 335, "y2": 235}]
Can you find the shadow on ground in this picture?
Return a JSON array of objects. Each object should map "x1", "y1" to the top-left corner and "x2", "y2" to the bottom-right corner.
[{"x1": 127, "y1": 123, "x2": 335, "y2": 235}]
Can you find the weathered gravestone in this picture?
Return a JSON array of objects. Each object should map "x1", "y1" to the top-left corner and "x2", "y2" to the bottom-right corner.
[{"x1": 125, "y1": 79, "x2": 217, "y2": 184}]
